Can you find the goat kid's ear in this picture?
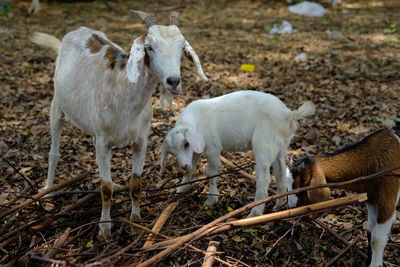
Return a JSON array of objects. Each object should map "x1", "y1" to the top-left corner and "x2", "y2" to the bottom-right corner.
[
  {"x1": 185, "y1": 128, "x2": 205, "y2": 154},
  {"x1": 184, "y1": 40, "x2": 208, "y2": 81},
  {"x1": 127, "y1": 35, "x2": 146, "y2": 84},
  {"x1": 307, "y1": 166, "x2": 330, "y2": 203},
  {"x1": 159, "y1": 141, "x2": 169, "y2": 176}
]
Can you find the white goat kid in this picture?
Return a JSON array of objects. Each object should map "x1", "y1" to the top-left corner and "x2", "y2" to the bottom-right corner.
[
  {"x1": 160, "y1": 91, "x2": 315, "y2": 217},
  {"x1": 32, "y1": 11, "x2": 207, "y2": 238}
]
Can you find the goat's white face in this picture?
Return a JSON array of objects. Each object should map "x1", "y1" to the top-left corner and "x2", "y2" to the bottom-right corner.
[
  {"x1": 128, "y1": 11, "x2": 207, "y2": 95},
  {"x1": 145, "y1": 26, "x2": 185, "y2": 94},
  {"x1": 160, "y1": 126, "x2": 205, "y2": 174}
]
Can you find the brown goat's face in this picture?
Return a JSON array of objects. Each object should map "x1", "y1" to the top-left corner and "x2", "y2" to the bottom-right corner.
[{"x1": 288, "y1": 159, "x2": 313, "y2": 207}]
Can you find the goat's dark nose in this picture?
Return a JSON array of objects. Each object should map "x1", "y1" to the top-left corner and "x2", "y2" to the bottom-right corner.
[
  {"x1": 183, "y1": 164, "x2": 189, "y2": 171},
  {"x1": 166, "y1": 77, "x2": 180, "y2": 87}
]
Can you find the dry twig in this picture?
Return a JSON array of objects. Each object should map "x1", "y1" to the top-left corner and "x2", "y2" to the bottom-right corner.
[{"x1": 0, "y1": 172, "x2": 90, "y2": 220}]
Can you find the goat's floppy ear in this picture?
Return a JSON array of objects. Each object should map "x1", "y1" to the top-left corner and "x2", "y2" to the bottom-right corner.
[
  {"x1": 159, "y1": 140, "x2": 169, "y2": 176},
  {"x1": 185, "y1": 128, "x2": 205, "y2": 154},
  {"x1": 184, "y1": 40, "x2": 208, "y2": 81},
  {"x1": 307, "y1": 165, "x2": 330, "y2": 203},
  {"x1": 127, "y1": 35, "x2": 146, "y2": 84}
]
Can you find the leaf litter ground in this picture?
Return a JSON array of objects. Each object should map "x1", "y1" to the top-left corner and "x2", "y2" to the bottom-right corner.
[{"x1": 0, "y1": 0, "x2": 399, "y2": 266}]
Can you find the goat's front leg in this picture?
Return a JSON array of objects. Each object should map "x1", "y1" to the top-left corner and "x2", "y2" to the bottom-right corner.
[
  {"x1": 129, "y1": 134, "x2": 150, "y2": 224},
  {"x1": 272, "y1": 153, "x2": 287, "y2": 211},
  {"x1": 176, "y1": 153, "x2": 201, "y2": 194},
  {"x1": 204, "y1": 153, "x2": 222, "y2": 207},
  {"x1": 95, "y1": 137, "x2": 113, "y2": 239}
]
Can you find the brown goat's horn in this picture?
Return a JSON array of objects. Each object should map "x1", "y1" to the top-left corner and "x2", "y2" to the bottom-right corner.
[
  {"x1": 131, "y1": 10, "x2": 159, "y2": 28},
  {"x1": 169, "y1": 12, "x2": 180, "y2": 26}
]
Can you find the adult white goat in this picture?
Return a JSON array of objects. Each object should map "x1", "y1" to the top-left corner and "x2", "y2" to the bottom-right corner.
[
  {"x1": 160, "y1": 91, "x2": 315, "y2": 217},
  {"x1": 32, "y1": 11, "x2": 207, "y2": 238}
]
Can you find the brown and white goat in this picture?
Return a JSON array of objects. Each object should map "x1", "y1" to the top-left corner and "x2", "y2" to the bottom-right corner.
[
  {"x1": 32, "y1": 11, "x2": 207, "y2": 239},
  {"x1": 288, "y1": 126, "x2": 400, "y2": 267}
]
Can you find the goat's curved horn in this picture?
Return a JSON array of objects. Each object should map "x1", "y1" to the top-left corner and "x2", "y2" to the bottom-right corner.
[
  {"x1": 170, "y1": 12, "x2": 180, "y2": 26},
  {"x1": 131, "y1": 10, "x2": 159, "y2": 28}
]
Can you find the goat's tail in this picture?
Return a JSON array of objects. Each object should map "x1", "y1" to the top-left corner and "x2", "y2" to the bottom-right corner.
[
  {"x1": 290, "y1": 101, "x2": 316, "y2": 121},
  {"x1": 31, "y1": 32, "x2": 61, "y2": 54}
]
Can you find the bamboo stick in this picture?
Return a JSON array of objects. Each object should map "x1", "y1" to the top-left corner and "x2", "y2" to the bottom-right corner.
[
  {"x1": 202, "y1": 241, "x2": 219, "y2": 267},
  {"x1": 46, "y1": 227, "x2": 71, "y2": 258},
  {"x1": 143, "y1": 202, "x2": 178, "y2": 248},
  {"x1": 203, "y1": 194, "x2": 367, "y2": 237}
]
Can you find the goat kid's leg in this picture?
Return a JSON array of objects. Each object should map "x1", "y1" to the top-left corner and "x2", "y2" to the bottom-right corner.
[
  {"x1": 29, "y1": 0, "x2": 42, "y2": 14},
  {"x1": 248, "y1": 160, "x2": 271, "y2": 217},
  {"x1": 203, "y1": 153, "x2": 222, "y2": 207},
  {"x1": 95, "y1": 138, "x2": 113, "y2": 239},
  {"x1": 272, "y1": 154, "x2": 287, "y2": 211},
  {"x1": 177, "y1": 153, "x2": 200, "y2": 194},
  {"x1": 44, "y1": 99, "x2": 64, "y2": 192}
]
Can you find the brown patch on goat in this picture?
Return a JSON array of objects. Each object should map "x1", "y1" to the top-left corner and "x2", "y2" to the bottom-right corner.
[
  {"x1": 100, "y1": 180, "x2": 113, "y2": 209},
  {"x1": 104, "y1": 47, "x2": 129, "y2": 70},
  {"x1": 87, "y1": 34, "x2": 129, "y2": 70},
  {"x1": 138, "y1": 34, "x2": 150, "y2": 68},
  {"x1": 128, "y1": 174, "x2": 141, "y2": 221},
  {"x1": 86, "y1": 34, "x2": 111, "y2": 53}
]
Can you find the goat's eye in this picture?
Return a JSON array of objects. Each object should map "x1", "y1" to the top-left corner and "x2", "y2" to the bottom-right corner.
[
  {"x1": 184, "y1": 141, "x2": 190, "y2": 149},
  {"x1": 145, "y1": 45, "x2": 153, "y2": 51}
]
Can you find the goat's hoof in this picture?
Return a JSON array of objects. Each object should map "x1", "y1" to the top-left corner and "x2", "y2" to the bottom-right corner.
[
  {"x1": 128, "y1": 215, "x2": 142, "y2": 235},
  {"x1": 38, "y1": 187, "x2": 55, "y2": 198},
  {"x1": 247, "y1": 209, "x2": 263, "y2": 218},
  {"x1": 176, "y1": 185, "x2": 190, "y2": 194},
  {"x1": 98, "y1": 224, "x2": 112, "y2": 240},
  {"x1": 130, "y1": 213, "x2": 141, "y2": 222},
  {"x1": 203, "y1": 198, "x2": 218, "y2": 207},
  {"x1": 272, "y1": 203, "x2": 283, "y2": 212}
]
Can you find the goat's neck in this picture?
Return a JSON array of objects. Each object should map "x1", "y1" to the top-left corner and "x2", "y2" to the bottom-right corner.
[
  {"x1": 118, "y1": 67, "x2": 158, "y2": 111},
  {"x1": 315, "y1": 152, "x2": 370, "y2": 183},
  {"x1": 177, "y1": 112, "x2": 197, "y2": 129}
]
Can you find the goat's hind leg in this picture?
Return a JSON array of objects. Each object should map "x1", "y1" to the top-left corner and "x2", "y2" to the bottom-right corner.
[
  {"x1": 272, "y1": 153, "x2": 287, "y2": 211},
  {"x1": 44, "y1": 99, "x2": 64, "y2": 192},
  {"x1": 369, "y1": 198, "x2": 397, "y2": 267}
]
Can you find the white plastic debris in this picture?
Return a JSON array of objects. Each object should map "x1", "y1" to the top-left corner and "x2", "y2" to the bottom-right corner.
[
  {"x1": 288, "y1": 1, "x2": 326, "y2": 17},
  {"x1": 269, "y1": 20, "x2": 297, "y2": 35},
  {"x1": 294, "y1": 52, "x2": 308, "y2": 62},
  {"x1": 326, "y1": 30, "x2": 343, "y2": 38}
]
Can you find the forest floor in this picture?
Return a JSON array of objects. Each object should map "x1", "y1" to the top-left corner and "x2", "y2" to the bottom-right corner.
[{"x1": 0, "y1": 0, "x2": 399, "y2": 266}]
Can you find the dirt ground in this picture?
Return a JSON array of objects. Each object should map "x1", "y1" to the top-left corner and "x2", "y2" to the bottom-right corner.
[{"x1": 0, "y1": 0, "x2": 399, "y2": 266}]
